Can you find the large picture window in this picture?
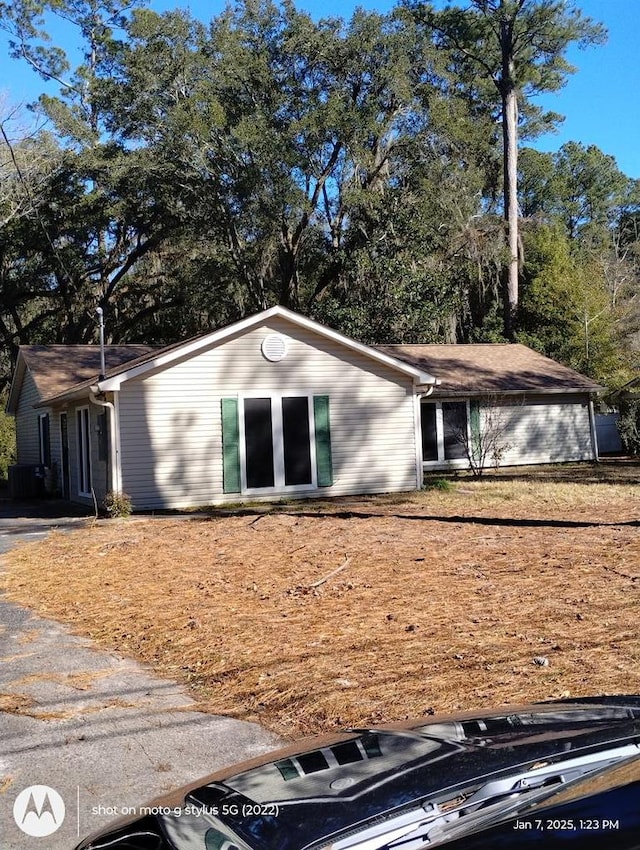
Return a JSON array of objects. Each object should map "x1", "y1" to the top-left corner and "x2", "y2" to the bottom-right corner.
[
  {"x1": 242, "y1": 395, "x2": 314, "y2": 492},
  {"x1": 221, "y1": 394, "x2": 333, "y2": 494},
  {"x1": 421, "y1": 400, "x2": 470, "y2": 465}
]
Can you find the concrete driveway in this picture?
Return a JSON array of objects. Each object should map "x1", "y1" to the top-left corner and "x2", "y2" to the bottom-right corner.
[{"x1": 0, "y1": 499, "x2": 281, "y2": 850}]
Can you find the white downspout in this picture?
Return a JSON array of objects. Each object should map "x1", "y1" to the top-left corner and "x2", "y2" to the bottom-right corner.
[
  {"x1": 89, "y1": 387, "x2": 121, "y2": 493},
  {"x1": 588, "y1": 395, "x2": 600, "y2": 462}
]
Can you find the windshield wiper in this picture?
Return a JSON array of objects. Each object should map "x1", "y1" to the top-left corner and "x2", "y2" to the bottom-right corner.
[{"x1": 321, "y1": 742, "x2": 640, "y2": 850}]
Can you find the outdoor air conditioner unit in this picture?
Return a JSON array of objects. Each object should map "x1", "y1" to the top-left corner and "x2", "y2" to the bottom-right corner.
[{"x1": 8, "y1": 464, "x2": 46, "y2": 499}]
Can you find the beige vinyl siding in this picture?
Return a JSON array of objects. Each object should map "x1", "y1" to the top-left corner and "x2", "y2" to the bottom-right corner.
[
  {"x1": 13, "y1": 368, "x2": 66, "y2": 496},
  {"x1": 118, "y1": 317, "x2": 418, "y2": 509},
  {"x1": 484, "y1": 395, "x2": 594, "y2": 466},
  {"x1": 14, "y1": 369, "x2": 42, "y2": 464}
]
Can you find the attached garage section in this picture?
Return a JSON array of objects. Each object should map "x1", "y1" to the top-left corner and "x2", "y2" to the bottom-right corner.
[{"x1": 378, "y1": 342, "x2": 602, "y2": 474}]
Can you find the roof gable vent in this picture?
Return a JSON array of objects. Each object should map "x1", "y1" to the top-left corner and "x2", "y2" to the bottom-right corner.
[{"x1": 261, "y1": 334, "x2": 288, "y2": 362}]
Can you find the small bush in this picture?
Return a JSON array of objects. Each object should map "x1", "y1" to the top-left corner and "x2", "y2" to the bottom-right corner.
[
  {"x1": 423, "y1": 476, "x2": 452, "y2": 492},
  {"x1": 0, "y1": 406, "x2": 16, "y2": 482},
  {"x1": 103, "y1": 491, "x2": 133, "y2": 518},
  {"x1": 617, "y1": 399, "x2": 640, "y2": 456}
]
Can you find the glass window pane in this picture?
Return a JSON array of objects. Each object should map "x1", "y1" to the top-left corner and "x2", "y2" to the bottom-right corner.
[
  {"x1": 443, "y1": 402, "x2": 468, "y2": 460},
  {"x1": 282, "y1": 397, "x2": 312, "y2": 486},
  {"x1": 296, "y1": 750, "x2": 329, "y2": 775},
  {"x1": 420, "y1": 403, "x2": 438, "y2": 461},
  {"x1": 244, "y1": 398, "x2": 275, "y2": 488},
  {"x1": 332, "y1": 741, "x2": 364, "y2": 765}
]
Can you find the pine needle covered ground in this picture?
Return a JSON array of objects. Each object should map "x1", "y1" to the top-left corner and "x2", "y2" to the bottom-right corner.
[{"x1": 1, "y1": 467, "x2": 639, "y2": 739}]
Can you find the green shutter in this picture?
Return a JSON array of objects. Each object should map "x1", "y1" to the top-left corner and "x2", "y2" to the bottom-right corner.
[
  {"x1": 221, "y1": 398, "x2": 241, "y2": 493},
  {"x1": 313, "y1": 395, "x2": 333, "y2": 487},
  {"x1": 470, "y1": 400, "x2": 481, "y2": 462}
]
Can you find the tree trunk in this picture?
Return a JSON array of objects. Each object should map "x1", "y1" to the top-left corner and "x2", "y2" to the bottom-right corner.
[{"x1": 500, "y1": 16, "x2": 519, "y2": 339}]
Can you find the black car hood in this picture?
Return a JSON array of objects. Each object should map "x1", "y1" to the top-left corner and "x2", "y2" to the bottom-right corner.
[{"x1": 76, "y1": 696, "x2": 640, "y2": 850}]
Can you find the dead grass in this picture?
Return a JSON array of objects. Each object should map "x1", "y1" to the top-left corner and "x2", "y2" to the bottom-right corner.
[
  {"x1": 17, "y1": 628, "x2": 42, "y2": 645},
  {"x1": 0, "y1": 775, "x2": 15, "y2": 795},
  {"x1": 0, "y1": 692, "x2": 34, "y2": 714},
  {"x1": 6, "y1": 669, "x2": 116, "y2": 691},
  {"x1": 1, "y1": 475, "x2": 639, "y2": 739}
]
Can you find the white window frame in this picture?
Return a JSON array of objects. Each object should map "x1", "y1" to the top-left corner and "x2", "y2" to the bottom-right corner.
[
  {"x1": 76, "y1": 406, "x2": 92, "y2": 496},
  {"x1": 421, "y1": 399, "x2": 471, "y2": 467},
  {"x1": 38, "y1": 412, "x2": 51, "y2": 467},
  {"x1": 60, "y1": 411, "x2": 69, "y2": 499},
  {"x1": 238, "y1": 392, "x2": 318, "y2": 495}
]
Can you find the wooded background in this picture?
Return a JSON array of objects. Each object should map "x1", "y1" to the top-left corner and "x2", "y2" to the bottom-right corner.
[{"x1": 1, "y1": 0, "x2": 638, "y2": 413}]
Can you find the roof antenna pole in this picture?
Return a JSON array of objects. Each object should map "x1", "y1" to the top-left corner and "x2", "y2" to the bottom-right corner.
[{"x1": 96, "y1": 307, "x2": 106, "y2": 380}]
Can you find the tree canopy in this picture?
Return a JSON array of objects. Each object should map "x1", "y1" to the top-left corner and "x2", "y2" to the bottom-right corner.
[{"x1": 0, "y1": 0, "x2": 637, "y2": 397}]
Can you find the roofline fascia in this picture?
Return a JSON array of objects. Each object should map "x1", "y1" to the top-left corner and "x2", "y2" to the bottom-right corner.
[
  {"x1": 610, "y1": 376, "x2": 640, "y2": 397},
  {"x1": 35, "y1": 386, "x2": 96, "y2": 408},
  {"x1": 96, "y1": 306, "x2": 438, "y2": 391},
  {"x1": 428, "y1": 387, "x2": 604, "y2": 398}
]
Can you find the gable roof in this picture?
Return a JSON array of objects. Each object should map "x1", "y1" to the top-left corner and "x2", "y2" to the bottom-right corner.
[
  {"x1": 375, "y1": 343, "x2": 604, "y2": 396},
  {"x1": 8, "y1": 308, "x2": 438, "y2": 411},
  {"x1": 84, "y1": 306, "x2": 437, "y2": 395},
  {"x1": 8, "y1": 315, "x2": 602, "y2": 414},
  {"x1": 6, "y1": 344, "x2": 158, "y2": 414}
]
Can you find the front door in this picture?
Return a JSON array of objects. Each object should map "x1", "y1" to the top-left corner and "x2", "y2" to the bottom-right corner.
[{"x1": 242, "y1": 396, "x2": 314, "y2": 492}]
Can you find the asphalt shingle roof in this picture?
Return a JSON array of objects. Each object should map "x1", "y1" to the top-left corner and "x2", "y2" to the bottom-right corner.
[
  {"x1": 17, "y1": 338, "x2": 602, "y2": 408},
  {"x1": 19, "y1": 345, "x2": 158, "y2": 401},
  {"x1": 375, "y1": 343, "x2": 603, "y2": 395}
]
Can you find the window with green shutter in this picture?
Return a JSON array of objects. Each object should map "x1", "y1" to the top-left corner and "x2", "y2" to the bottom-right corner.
[
  {"x1": 420, "y1": 399, "x2": 473, "y2": 465},
  {"x1": 221, "y1": 398, "x2": 241, "y2": 493},
  {"x1": 225, "y1": 394, "x2": 332, "y2": 494},
  {"x1": 313, "y1": 395, "x2": 333, "y2": 487}
]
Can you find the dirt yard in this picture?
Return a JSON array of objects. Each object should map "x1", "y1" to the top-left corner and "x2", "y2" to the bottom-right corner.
[{"x1": 1, "y1": 465, "x2": 639, "y2": 739}]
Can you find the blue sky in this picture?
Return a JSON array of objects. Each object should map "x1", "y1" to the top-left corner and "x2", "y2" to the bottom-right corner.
[
  {"x1": 1, "y1": 0, "x2": 638, "y2": 178},
  {"x1": 532, "y1": 0, "x2": 640, "y2": 179}
]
